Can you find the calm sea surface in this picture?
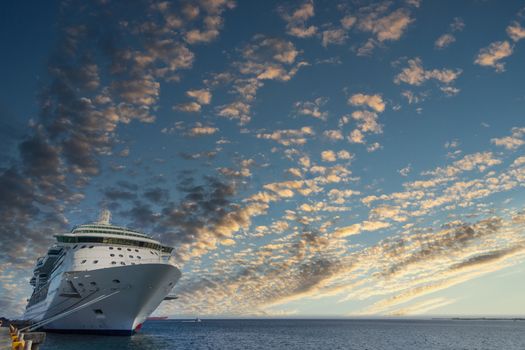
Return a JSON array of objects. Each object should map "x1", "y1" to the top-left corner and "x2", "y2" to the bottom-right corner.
[{"x1": 42, "y1": 319, "x2": 525, "y2": 350}]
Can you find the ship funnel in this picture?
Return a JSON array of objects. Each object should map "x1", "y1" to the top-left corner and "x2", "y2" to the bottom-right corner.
[{"x1": 98, "y1": 209, "x2": 111, "y2": 225}]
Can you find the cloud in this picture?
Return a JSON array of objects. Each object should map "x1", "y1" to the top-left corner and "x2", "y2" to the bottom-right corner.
[
  {"x1": 491, "y1": 127, "x2": 525, "y2": 150},
  {"x1": 434, "y1": 18, "x2": 464, "y2": 50},
  {"x1": 348, "y1": 93, "x2": 386, "y2": 112},
  {"x1": 348, "y1": 129, "x2": 365, "y2": 144},
  {"x1": 507, "y1": 22, "x2": 525, "y2": 42},
  {"x1": 334, "y1": 220, "x2": 391, "y2": 237},
  {"x1": 491, "y1": 136, "x2": 524, "y2": 150},
  {"x1": 394, "y1": 57, "x2": 462, "y2": 86},
  {"x1": 279, "y1": 1, "x2": 317, "y2": 38},
  {"x1": 435, "y1": 34, "x2": 455, "y2": 49},
  {"x1": 358, "y1": 8, "x2": 413, "y2": 42},
  {"x1": 217, "y1": 36, "x2": 308, "y2": 125},
  {"x1": 294, "y1": 97, "x2": 328, "y2": 120},
  {"x1": 257, "y1": 126, "x2": 315, "y2": 146},
  {"x1": 321, "y1": 29, "x2": 348, "y2": 47},
  {"x1": 174, "y1": 101, "x2": 202, "y2": 112},
  {"x1": 187, "y1": 89, "x2": 212, "y2": 104},
  {"x1": 351, "y1": 110, "x2": 382, "y2": 134},
  {"x1": 474, "y1": 41, "x2": 513, "y2": 72},
  {"x1": 187, "y1": 124, "x2": 219, "y2": 137},
  {"x1": 398, "y1": 164, "x2": 411, "y2": 177},
  {"x1": 321, "y1": 150, "x2": 337, "y2": 162},
  {"x1": 323, "y1": 130, "x2": 343, "y2": 141}
]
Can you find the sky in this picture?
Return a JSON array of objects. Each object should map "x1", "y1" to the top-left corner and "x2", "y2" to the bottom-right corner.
[{"x1": 1, "y1": 0, "x2": 525, "y2": 318}]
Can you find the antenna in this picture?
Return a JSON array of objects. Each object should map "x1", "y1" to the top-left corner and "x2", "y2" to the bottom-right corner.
[{"x1": 98, "y1": 209, "x2": 111, "y2": 225}]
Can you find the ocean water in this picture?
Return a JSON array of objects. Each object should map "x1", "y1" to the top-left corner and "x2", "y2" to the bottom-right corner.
[{"x1": 42, "y1": 319, "x2": 525, "y2": 350}]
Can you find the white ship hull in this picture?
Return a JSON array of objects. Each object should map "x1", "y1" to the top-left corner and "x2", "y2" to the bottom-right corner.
[{"x1": 24, "y1": 263, "x2": 181, "y2": 335}]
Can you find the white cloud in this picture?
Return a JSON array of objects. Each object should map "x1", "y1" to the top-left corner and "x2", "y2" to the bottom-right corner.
[
  {"x1": 435, "y1": 34, "x2": 455, "y2": 49},
  {"x1": 348, "y1": 129, "x2": 365, "y2": 144},
  {"x1": 491, "y1": 128, "x2": 525, "y2": 150},
  {"x1": 474, "y1": 41, "x2": 513, "y2": 72},
  {"x1": 348, "y1": 93, "x2": 386, "y2": 112},
  {"x1": 295, "y1": 97, "x2": 328, "y2": 120},
  {"x1": 358, "y1": 8, "x2": 413, "y2": 42},
  {"x1": 257, "y1": 126, "x2": 315, "y2": 146},
  {"x1": 507, "y1": 22, "x2": 525, "y2": 42},
  {"x1": 279, "y1": 1, "x2": 317, "y2": 38},
  {"x1": 395, "y1": 58, "x2": 462, "y2": 86},
  {"x1": 321, "y1": 150, "x2": 337, "y2": 162},
  {"x1": 341, "y1": 15, "x2": 357, "y2": 29},
  {"x1": 174, "y1": 101, "x2": 201, "y2": 112},
  {"x1": 187, "y1": 89, "x2": 212, "y2": 104},
  {"x1": 352, "y1": 110, "x2": 382, "y2": 134},
  {"x1": 322, "y1": 29, "x2": 348, "y2": 47},
  {"x1": 399, "y1": 164, "x2": 411, "y2": 177},
  {"x1": 187, "y1": 125, "x2": 219, "y2": 137},
  {"x1": 323, "y1": 130, "x2": 344, "y2": 141}
]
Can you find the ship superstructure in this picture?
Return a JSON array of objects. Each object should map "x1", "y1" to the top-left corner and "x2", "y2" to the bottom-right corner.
[{"x1": 23, "y1": 211, "x2": 181, "y2": 335}]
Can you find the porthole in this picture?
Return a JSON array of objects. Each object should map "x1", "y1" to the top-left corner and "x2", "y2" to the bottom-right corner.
[
  {"x1": 129, "y1": 255, "x2": 133, "y2": 258},
  {"x1": 93, "y1": 260, "x2": 98, "y2": 264},
  {"x1": 109, "y1": 247, "x2": 114, "y2": 250},
  {"x1": 81, "y1": 260, "x2": 86, "y2": 264},
  {"x1": 81, "y1": 245, "x2": 86, "y2": 249},
  {"x1": 73, "y1": 245, "x2": 78, "y2": 249},
  {"x1": 111, "y1": 261, "x2": 116, "y2": 265},
  {"x1": 137, "y1": 256, "x2": 141, "y2": 259},
  {"x1": 89, "y1": 246, "x2": 94, "y2": 249},
  {"x1": 119, "y1": 254, "x2": 123, "y2": 258},
  {"x1": 90, "y1": 281, "x2": 97, "y2": 286},
  {"x1": 120, "y1": 262, "x2": 126, "y2": 265},
  {"x1": 127, "y1": 248, "x2": 131, "y2": 252},
  {"x1": 150, "y1": 251, "x2": 154, "y2": 255},
  {"x1": 117, "y1": 247, "x2": 122, "y2": 251},
  {"x1": 135, "y1": 249, "x2": 139, "y2": 253},
  {"x1": 78, "y1": 283, "x2": 84, "y2": 287},
  {"x1": 113, "y1": 279, "x2": 120, "y2": 284}
]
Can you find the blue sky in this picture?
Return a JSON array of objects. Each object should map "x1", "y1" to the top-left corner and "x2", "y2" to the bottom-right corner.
[{"x1": 2, "y1": 0, "x2": 525, "y2": 318}]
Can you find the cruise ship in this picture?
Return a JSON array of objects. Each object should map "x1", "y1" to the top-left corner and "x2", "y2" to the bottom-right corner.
[{"x1": 22, "y1": 210, "x2": 181, "y2": 335}]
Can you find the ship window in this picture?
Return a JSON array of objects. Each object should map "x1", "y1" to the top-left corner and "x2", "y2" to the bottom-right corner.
[
  {"x1": 131, "y1": 262, "x2": 136, "y2": 265},
  {"x1": 135, "y1": 249, "x2": 139, "y2": 252},
  {"x1": 93, "y1": 309, "x2": 103, "y2": 315},
  {"x1": 93, "y1": 260, "x2": 98, "y2": 264},
  {"x1": 109, "y1": 247, "x2": 113, "y2": 250},
  {"x1": 150, "y1": 251, "x2": 154, "y2": 255},
  {"x1": 81, "y1": 260, "x2": 86, "y2": 264},
  {"x1": 89, "y1": 246, "x2": 94, "y2": 249},
  {"x1": 90, "y1": 281, "x2": 97, "y2": 286},
  {"x1": 81, "y1": 245, "x2": 86, "y2": 249},
  {"x1": 111, "y1": 253, "x2": 115, "y2": 257},
  {"x1": 119, "y1": 254, "x2": 123, "y2": 257},
  {"x1": 120, "y1": 262, "x2": 126, "y2": 265},
  {"x1": 78, "y1": 283, "x2": 84, "y2": 287},
  {"x1": 117, "y1": 247, "x2": 122, "y2": 250},
  {"x1": 127, "y1": 248, "x2": 131, "y2": 251},
  {"x1": 111, "y1": 261, "x2": 116, "y2": 265},
  {"x1": 73, "y1": 245, "x2": 78, "y2": 249},
  {"x1": 113, "y1": 279, "x2": 120, "y2": 284},
  {"x1": 137, "y1": 256, "x2": 141, "y2": 259},
  {"x1": 129, "y1": 255, "x2": 133, "y2": 258}
]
